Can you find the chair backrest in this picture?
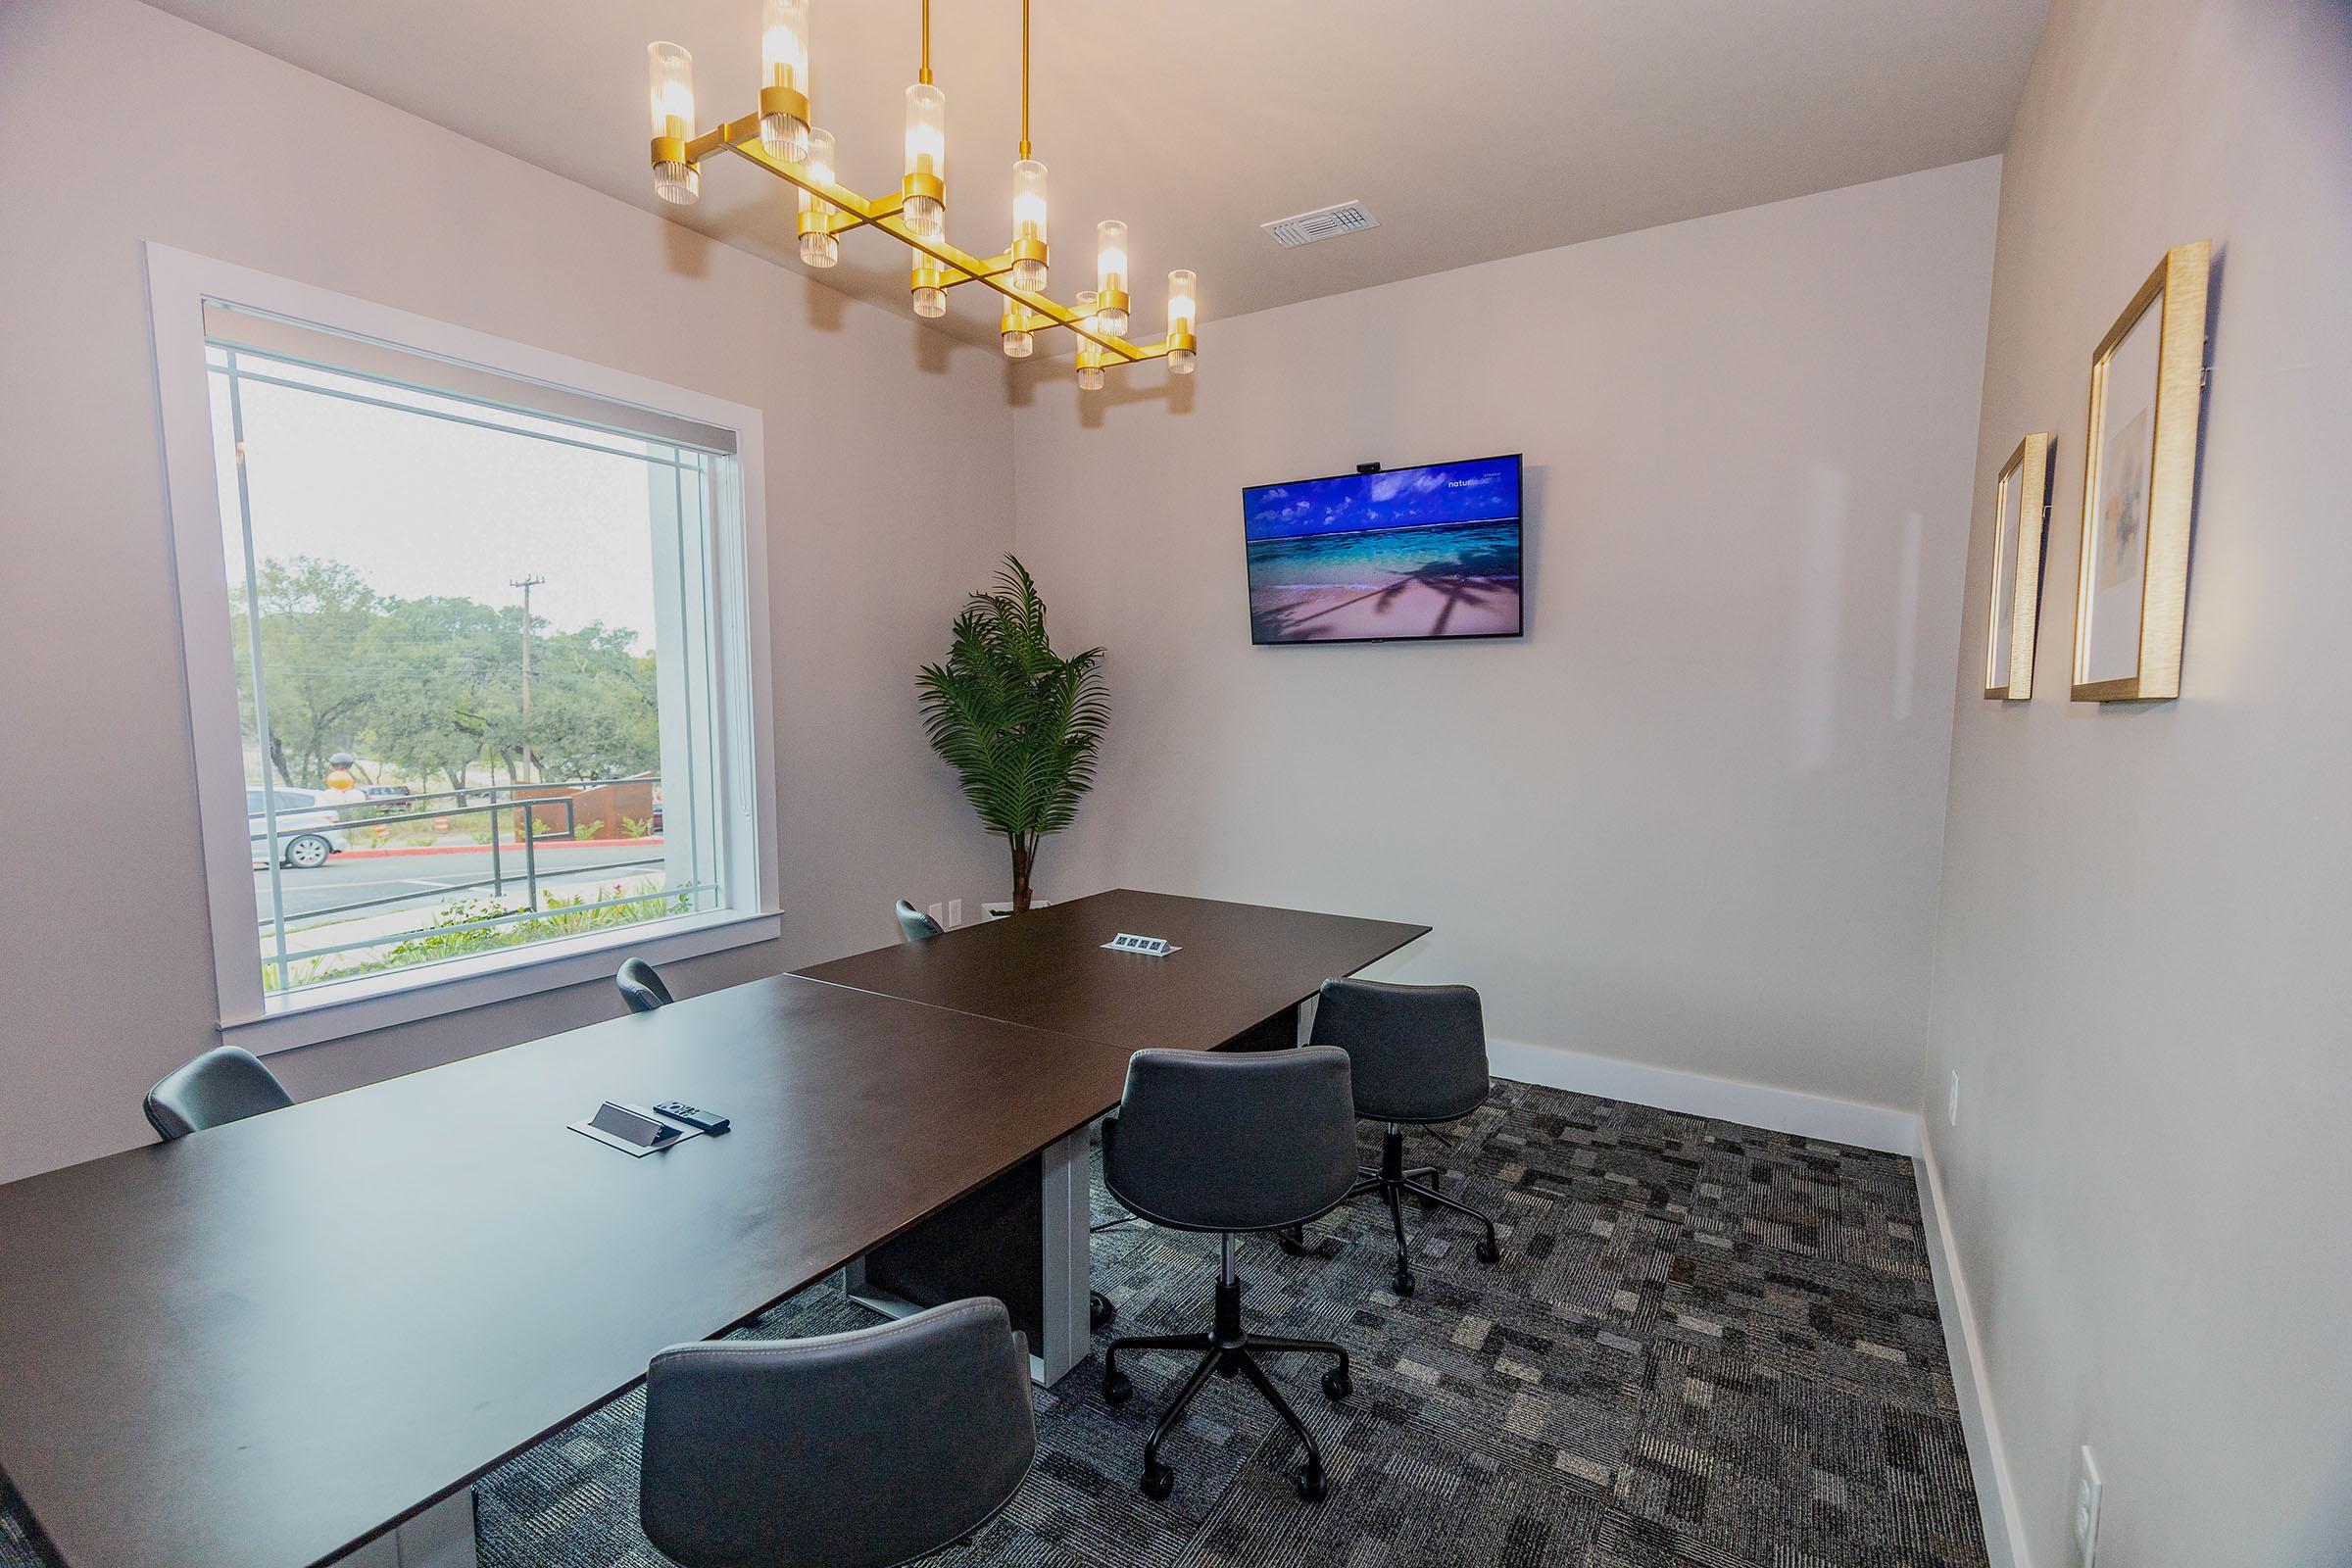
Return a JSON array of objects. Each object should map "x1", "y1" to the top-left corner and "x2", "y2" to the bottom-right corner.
[
  {"x1": 1102, "y1": 1047, "x2": 1357, "y2": 1234},
  {"x1": 142, "y1": 1047, "x2": 294, "y2": 1142},
  {"x1": 616, "y1": 956, "x2": 674, "y2": 1014},
  {"x1": 641, "y1": 1298, "x2": 1036, "y2": 1568},
  {"x1": 1309, "y1": 977, "x2": 1490, "y2": 1125},
  {"x1": 895, "y1": 899, "x2": 944, "y2": 943}
]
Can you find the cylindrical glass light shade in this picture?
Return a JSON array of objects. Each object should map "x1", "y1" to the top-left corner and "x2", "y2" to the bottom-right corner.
[
  {"x1": 1009, "y1": 159, "x2": 1049, "y2": 292},
  {"x1": 1167, "y1": 269, "x2": 1197, "y2": 373},
  {"x1": 1075, "y1": 290, "x2": 1105, "y2": 388},
  {"x1": 1095, "y1": 220, "x2": 1129, "y2": 334},
  {"x1": 759, "y1": 0, "x2": 811, "y2": 162},
  {"x1": 903, "y1": 82, "x2": 948, "y2": 239},
  {"x1": 911, "y1": 262, "x2": 949, "y2": 318},
  {"x1": 796, "y1": 125, "x2": 839, "y2": 265},
  {"x1": 647, "y1": 42, "x2": 700, "y2": 205},
  {"x1": 1001, "y1": 302, "x2": 1034, "y2": 358}
]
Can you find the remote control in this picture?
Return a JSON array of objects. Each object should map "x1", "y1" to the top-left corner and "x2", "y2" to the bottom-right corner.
[{"x1": 654, "y1": 1101, "x2": 730, "y2": 1135}]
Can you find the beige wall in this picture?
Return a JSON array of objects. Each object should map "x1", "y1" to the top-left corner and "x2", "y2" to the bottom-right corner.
[
  {"x1": 0, "y1": 0, "x2": 1018, "y2": 1182},
  {"x1": 1005, "y1": 160, "x2": 2002, "y2": 1113},
  {"x1": 1925, "y1": 1, "x2": 2352, "y2": 1562}
]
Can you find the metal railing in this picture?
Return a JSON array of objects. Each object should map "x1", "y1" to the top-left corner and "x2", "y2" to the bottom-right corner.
[{"x1": 251, "y1": 779, "x2": 664, "y2": 929}]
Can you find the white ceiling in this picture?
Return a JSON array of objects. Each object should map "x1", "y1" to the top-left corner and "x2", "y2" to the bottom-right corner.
[{"x1": 142, "y1": 0, "x2": 2047, "y2": 350}]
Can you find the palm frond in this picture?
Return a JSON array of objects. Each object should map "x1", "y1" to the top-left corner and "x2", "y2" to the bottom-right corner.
[{"x1": 916, "y1": 555, "x2": 1108, "y2": 848}]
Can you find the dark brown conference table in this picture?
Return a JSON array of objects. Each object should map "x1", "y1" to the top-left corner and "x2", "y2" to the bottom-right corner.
[
  {"x1": 797, "y1": 888, "x2": 1430, "y2": 1350},
  {"x1": 796, "y1": 888, "x2": 1431, "y2": 1054},
  {"x1": 0, "y1": 975, "x2": 1134, "y2": 1568},
  {"x1": 0, "y1": 889, "x2": 1426, "y2": 1568}
]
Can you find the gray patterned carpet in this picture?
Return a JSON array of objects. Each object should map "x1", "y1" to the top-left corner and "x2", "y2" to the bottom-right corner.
[{"x1": 2, "y1": 1080, "x2": 1984, "y2": 1568}]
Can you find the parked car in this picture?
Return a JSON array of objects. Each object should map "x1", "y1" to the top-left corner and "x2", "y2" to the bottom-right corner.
[
  {"x1": 361, "y1": 784, "x2": 413, "y2": 801},
  {"x1": 248, "y1": 787, "x2": 349, "y2": 870}
]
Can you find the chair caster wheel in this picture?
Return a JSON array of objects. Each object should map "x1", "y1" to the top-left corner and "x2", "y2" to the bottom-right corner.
[
  {"x1": 1102, "y1": 1369, "x2": 1132, "y2": 1404},
  {"x1": 1322, "y1": 1365, "x2": 1352, "y2": 1400},
  {"x1": 1141, "y1": 1460, "x2": 1174, "y2": 1499},
  {"x1": 1295, "y1": 1461, "x2": 1328, "y2": 1502},
  {"x1": 1393, "y1": 1269, "x2": 1416, "y2": 1298},
  {"x1": 1476, "y1": 1238, "x2": 1501, "y2": 1265},
  {"x1": 1091, "y1": 1291, "x2": 1117, "y2": 1330}
]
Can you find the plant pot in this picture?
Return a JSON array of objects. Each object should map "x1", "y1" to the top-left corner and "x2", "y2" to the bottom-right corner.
[{"x1": 982, "y1": 897, "x2": 1052, "y2": 919}]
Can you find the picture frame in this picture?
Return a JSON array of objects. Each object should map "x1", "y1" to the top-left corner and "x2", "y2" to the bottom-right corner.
[
  {"x1": 2071, "y1": 240, "x2": 2210, "y2": 702},
  {"x1": 1984, "y1": 431, "x2": 2054, "y2": 700}
]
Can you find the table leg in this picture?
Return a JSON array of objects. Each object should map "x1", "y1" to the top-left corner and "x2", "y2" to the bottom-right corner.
[
  {"x1": 849, "y1": 1126, "x2": 1093, "y2": 1386},
  {"x1": 335, "y1": 1487, "x2": 476, "y2": 1566}
]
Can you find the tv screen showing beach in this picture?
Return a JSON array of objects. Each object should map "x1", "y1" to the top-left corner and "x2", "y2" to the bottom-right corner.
[{"x1": 1242, "y1": 455, "x2": 1523, "y2": 644}]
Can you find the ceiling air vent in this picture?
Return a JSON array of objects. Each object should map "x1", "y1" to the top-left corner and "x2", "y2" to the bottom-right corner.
[{"x1": 1260, "y1": 200, "x2": 1379, "y2": 248}]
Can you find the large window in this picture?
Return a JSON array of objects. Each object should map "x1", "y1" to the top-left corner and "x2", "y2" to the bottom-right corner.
[{"x1": 151, "y1": 252, "x2": 775, "y2": 1050}]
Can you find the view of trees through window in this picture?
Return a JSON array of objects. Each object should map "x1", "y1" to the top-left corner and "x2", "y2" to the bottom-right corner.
[{"x1": 207, "y1": 328, "x2": 730, "y2": 1004}]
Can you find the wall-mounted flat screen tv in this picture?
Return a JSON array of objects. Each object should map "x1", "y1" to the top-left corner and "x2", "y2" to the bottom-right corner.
[{"x1": 1243, "y1": 454, "x2": 1523, "y2": 644}]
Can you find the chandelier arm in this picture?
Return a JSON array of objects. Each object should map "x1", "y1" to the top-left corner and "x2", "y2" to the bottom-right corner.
[{"x1": 699, "y1": 93, "x2": 1170, "y2": 366}]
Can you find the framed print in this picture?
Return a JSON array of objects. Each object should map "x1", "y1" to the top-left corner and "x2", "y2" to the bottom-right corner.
[
  {"x1": 2072, "y1": 240, "x2": 2210, "y2": 701},
  {"x1": 1984, "y1": 431, "x2": 2054, "y2": 700}
]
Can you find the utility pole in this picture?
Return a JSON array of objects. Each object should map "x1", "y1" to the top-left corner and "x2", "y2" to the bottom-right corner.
[{"x1": 510, "y1": 574, "x2": 546, "y2": 783}]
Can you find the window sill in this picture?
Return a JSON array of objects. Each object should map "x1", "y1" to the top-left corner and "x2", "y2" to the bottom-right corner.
[{"x1": 222, "y1": 909, "x2": 782, "y2": 1057}]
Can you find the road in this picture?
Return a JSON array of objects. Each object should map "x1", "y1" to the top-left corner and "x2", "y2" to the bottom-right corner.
[{"x1": 256, "y1": 843, "x2": 668, "y2": 923}]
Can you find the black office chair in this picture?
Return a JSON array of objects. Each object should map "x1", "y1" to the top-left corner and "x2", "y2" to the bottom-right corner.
[
  {"x1": 1099, "y1": 1048, "x2": 1358, "y2": 1502},
  {"x1": 1291, "y1": 978, "x2": 1503, "y2": 1297},
  {"x1": 142, "y1": 1046, "x2": 294, "y2": 1141},
  {"x1": 616, "y1": 956, "x2": 674, "y2": 1013},
  {"x1": 894, "y1": 899, "x2": 943, "y2": 943},
  {"x1": 640, "y1": 1298, "x2": 1036, "y2": 1568}
]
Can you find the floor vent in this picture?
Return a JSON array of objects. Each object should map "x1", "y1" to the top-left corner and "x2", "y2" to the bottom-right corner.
[{"x1": 1260, "y1": 200, "x2": 1379, "y2": 248}]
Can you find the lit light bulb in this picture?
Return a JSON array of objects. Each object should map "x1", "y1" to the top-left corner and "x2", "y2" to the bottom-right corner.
[
  {"x1": 1009, "y1": 159, "x2": 1049, "y2": 292},
  {"x1": 646, "y1": 42, "x2": 700, "y2": 205},
  {"x1": 759, "y1": 0, "x2": 811, "y2": 163},
  {"x1": 1095, "y1": 220, "x2": 1129, "y2": 335},
  {"x1": 797, "y1": 125, "x2": 840, "y2": 267},
  {"x1": 1166, "y1": 269, "x2": 1197, "y2": 374},
  {"x1": 903, "y1": 82, "x2": 948, "y2": 239}
]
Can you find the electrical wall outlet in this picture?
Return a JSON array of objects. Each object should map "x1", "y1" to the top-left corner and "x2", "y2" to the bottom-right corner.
[
  {"x1": 947, "y1": 899, "x2": 962, "y2": 928},
  {"x1": 2073, "y1": 1446, "x2": 2102, "y2": 1566},
  {"x1": 1946, "y1": 1070, "x2": 1961, "y2": 1127},
  {"x1": 927, "y1": 903, "x2": 946, "y2": 928}
]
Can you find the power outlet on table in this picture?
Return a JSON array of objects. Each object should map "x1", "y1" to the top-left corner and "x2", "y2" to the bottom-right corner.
[
  {"x1": 2073, "y1": 1445, "x2": 2102, "y2": 1566},
  {"x1": 948, "y1": 899, "x2": 963, "y2": 927},
  {"x1": 927, "y1": 903, "x2": 946, "y2": 929}
]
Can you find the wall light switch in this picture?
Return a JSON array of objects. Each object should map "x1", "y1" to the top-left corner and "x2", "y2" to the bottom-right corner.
[
  {"x1": 1947, "y1": 1070, "x2": 1961, "y2": 1127},
  {"x1": 947, "y1": 899, "x2": 962, "y2": 928},
  {"x1": 2073, "y1": 1446, "x2": 2102, "y2": 1566}
]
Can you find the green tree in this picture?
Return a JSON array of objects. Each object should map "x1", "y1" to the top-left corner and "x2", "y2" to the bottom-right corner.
[
  {"x1": 916, "y1": 557, "x2": 1107, "y2": 910},
  {"x1": 230, "y1": 557, "x2": 380, "y2": 786}
]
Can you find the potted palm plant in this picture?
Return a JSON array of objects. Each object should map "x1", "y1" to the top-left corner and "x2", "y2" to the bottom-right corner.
[{"x1": 916, "y1": 557, "x2": 1107, "y2": 913}]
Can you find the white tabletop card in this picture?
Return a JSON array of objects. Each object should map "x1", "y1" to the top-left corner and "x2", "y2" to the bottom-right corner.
[{"x1": 1102, "y1": 932, "x2": 1178, "y2": 956}]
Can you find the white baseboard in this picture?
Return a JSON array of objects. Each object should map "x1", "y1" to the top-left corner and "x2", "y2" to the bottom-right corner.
[
  {"x1": 1486, "y1": 1036, "x2": 2028, "y2": 1568},
  {"x1": 1913, "y1": 1127, "x2": 2032, "y2": 1568},
  {"x1": 1486, "y1": 1037, "x2": 1920, "y2": 1153}
]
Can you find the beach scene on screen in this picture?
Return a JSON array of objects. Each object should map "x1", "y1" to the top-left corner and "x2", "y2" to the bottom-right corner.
[{"x1": 1244, "y1": 457, "x2": 1522, "y2": 643}]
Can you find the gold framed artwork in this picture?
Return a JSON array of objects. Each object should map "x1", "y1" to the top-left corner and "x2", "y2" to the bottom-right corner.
[
  {"x1": 1984, "y1": 432, "x2": 2054, "y2": 700},
  {"x1": 2071, "y1": 239, "x2": 2210, "y2": 702}
]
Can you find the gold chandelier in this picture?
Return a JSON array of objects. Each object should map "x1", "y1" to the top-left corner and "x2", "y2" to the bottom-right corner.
[{"x1": 645, "y1": 0, "x2": 1198, "y2": 385}]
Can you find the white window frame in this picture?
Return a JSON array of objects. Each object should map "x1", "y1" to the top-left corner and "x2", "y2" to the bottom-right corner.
[{"x1": 145, "y1": 244, "x2": 779, "y2": 1054}]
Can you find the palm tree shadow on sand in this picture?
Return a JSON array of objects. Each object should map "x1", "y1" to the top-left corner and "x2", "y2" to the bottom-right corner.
[{"x1": 1250, "y1": 541, "x2": 1521, "y2": 642}]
